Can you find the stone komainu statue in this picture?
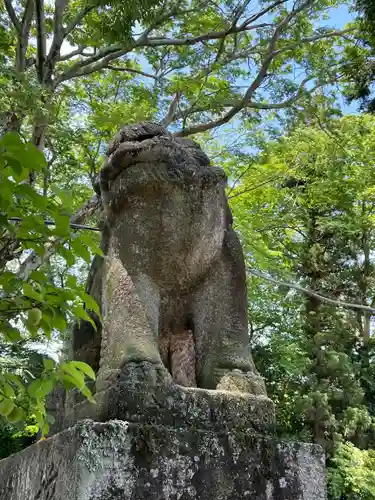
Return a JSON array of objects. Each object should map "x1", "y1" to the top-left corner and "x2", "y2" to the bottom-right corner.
[{"x1": 54, "y1": 122, "x2": 268, "y2": 432}]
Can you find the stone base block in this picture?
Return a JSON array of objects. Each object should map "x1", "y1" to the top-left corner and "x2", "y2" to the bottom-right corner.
[
  {"x1": 49, "y1": 364, "x2": 276, "y2": 436},
  {"x1": 0, "y1": 420, "x2": 326, "y2": 500},
  {"x1": 62, "y1": 385, "x2": 275, "y2": 435}
]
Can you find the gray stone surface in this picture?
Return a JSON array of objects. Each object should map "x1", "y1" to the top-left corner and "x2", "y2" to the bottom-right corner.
[
  {"x1": 0, "y1": 420, "x2": 326, "y2": 500},
  {"x1": 61, "y1": 367, "x2": 275, "y2": 435}
]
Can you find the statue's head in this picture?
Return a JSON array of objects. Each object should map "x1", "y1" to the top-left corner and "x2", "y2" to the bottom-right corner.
[
  {"x1": 99, "y1": 122, "x2": 226, "y2": 217},
  {"x1": 97, "y1": 122, "x2": 229, "y2": 288}
]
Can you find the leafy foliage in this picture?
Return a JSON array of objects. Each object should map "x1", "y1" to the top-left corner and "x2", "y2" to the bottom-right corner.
[
  {"x1": 0, "y1": 416, "x2": 38, "y2": 460},
  {"x1": 228, "y1": 115, "x2": 375, "y2": 496},
  {"x1": 0, "y1": 134, "x2": 100, "y2": 434},
  {"x1": 328, "y1": 442, "x2": 375, "y2": 499},
  {"x1": 342, "y1": 0, "x2": 375, "y2": 112},
  {"x1": 1, "y1": 0, "x2": 355, "y2": 143}
]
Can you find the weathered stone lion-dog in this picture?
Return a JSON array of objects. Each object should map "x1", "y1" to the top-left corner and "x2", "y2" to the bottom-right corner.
[{"x1": 51, "y1": 122, "x2": 270, "y2": 433}]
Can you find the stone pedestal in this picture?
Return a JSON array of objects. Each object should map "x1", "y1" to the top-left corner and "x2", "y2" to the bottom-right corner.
[{"x1": 0, "y1": 420, "x2": 326, "y2": 500}]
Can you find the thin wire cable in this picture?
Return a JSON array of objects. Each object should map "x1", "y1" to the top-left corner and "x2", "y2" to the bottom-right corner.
[{"x1": 6, "y1": 217, "x2": 101, "y2": 232}]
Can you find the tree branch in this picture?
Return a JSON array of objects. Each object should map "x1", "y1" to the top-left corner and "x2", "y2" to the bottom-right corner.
[
  {"x1": 248, "y1": 268, "x2": 375, "y2": 315},
  {"x1": 55, "y1": 5, "x2": 196, "y2": 86},
  {"x1": 245, "y1": 76, "x2": 317, "y2": 109},
  {"x1": 240, "y1": 0, "x2": 288, "y2": 28},
  {"x1": 46, "y1": 2, "x2": 97, "y2": 81},
  {"x1": 231, "y1": 0, "x2": 253, "y2": 26},
  {"x1": 15, "y1": 0, "x2": 34, "y2": 73},
  {"x1": 228, "y1": 174, "x2": 284, "y2": 199},
  {"x1": 173, "y1": 1, "x2": 349, "y2": 137},
  {"x1": 135, "y1": 5, "x2": 195, "y2": 43},
  {"x1": 106, "y1": 64, "x2": 158, "y2": 80},
  {"x1": 54, "y1": 44, "x2": 126, "y2": 85},
  {"x1": 54, "y1": 2, "x2": 284, "y2": 89},
  {"x1": 137, "y1": 0, "x2": 288, "y2": 49},
  {"x1": 45, "y1": 0, "x2": 69, "y2": 80},
  {"x1": 21, "y1": 0, "x2": 35, "y2": 31},
  {"x1": 241, "y1": 0, "x2": 315, "y2": 105},
  {"x1": 56, "y1": 50, "x2": 135, "y2": 85},
  {"x1": 226, "y1": 28, "x2": 354, "y2": 64},
  {"x1": 160, "y1": 91, "x2": 181, "y2": 126},
  {"x1": 178, "y1": 75, "x2": 319, "y2": 124},
  {"x1": 139, "y1": 22, "x2": 270, "y2": 47},
  {"x1": 4, "y1": 0, "x2": 21, "y2": 34},
  {"x1": 271, "y1": 28, "x2": 355, "y2": 58},
  {"x1": 35, "y1": 0, "x2": 47, "y2": 83},
  {"x1": 57, "y1": 46, "x2": 94, "y2": 62}
]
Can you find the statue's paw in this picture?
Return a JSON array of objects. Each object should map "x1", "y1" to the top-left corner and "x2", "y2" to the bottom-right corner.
[{"x1": 216, "y1": 370, "x2": 267, "y2": 396}]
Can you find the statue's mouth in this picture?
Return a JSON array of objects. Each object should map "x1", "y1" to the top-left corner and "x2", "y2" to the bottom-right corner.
[
  {"x1": 99, "y1": 122, "x2": 214, "y2": 195},
  {"x1": 106, "y1": 123, "x2": 168, "y2": 157},
  {"x1": 99, "y1": 123, "x2": 170, "y2": 186}
]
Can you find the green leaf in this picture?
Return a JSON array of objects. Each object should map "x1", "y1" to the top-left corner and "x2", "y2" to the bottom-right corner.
[
  {"x1": 5, "y1": 375, "x2": 25, "y2": 393},
  {"x1": 4, "y1": 159, "x2": 20, "y2": 177},
  {"x1": 66, "y1": 275, "x2": 78, "y2": 288},
  {"x1": 2, "y1": 133, "x2": 46, "y2": 172},
  {"x1": 70, "y1": 361, "x2": 96, "y2": 380},
  {"x1": 0, "y1": 214, "x2": 9, "y2": 229},
  {"x1": 46, "y1": 414, "x2": 55, "y2": 424},
  {"x1": 43, "y1": 358, "x2": 55, "y2": 371},
  {"x1": 19, "y1": 215, "x2": 47, "y2": 233},
  {"x1": 40, "y1": 308, "x2": 55, "y2": 336},
  {"x1": 29, "y1": 270, "x2": 48, "y2": 282},
  {"x1": 14, "y1": 184, "x2": 48, "y2": 209},
  {"x1": 0, "y1": 271, "x2": 16, "y2": 284},
  {"x1": 0, "y1": 399, "x2": 15, "y2": 417},
  {"x1": 41, "y1": 423, "x2": 50, "y2": 436},
  {"x1": 23, "y1": 283, "x2": 42, "y2": 302},
  {"x1": 33, "y1": 410, "x2": 46, "y2": 430},
  {"x1": 79, "y1": 232, "x2": 104, "y2": 257},
  {"x1": 1, "y1": 382, "x2": 15, "y2": 399},
  {"x1": 58, "y1": 246, "x2": 75, "y2": 266},
  {"x1": 6, "y1": 157, "x2": 27, "y2": 181},
  {"x1": 81, "y1": 385, "x2": 95, "y2": 403},
  {"x1": 53, "y1": 214, "x2": 71, "y2": 237},
  {"x1": 72, "y1": 305, "x2": 96, "y2": 329},
  {"x1": 50, "y1": 186, "x2": 74, "y2": 209},
  {"x1": 7, "y1": 407, "x2": 25, "y2": 423},
  {"x1": 28, "y1": 379, "x2": 54, "y2": 399},
  {"x1": 70, "y1": 237, "x2": 92, "y2": 263},
  {"x1": 28, "y1": 308, "x2": 42, "y2": 326},
  {"x1": 60, "y1": 376, "x2": 76, "y2": 391},
  {"x1": 0, "y1": 272, "x2": 18, "y2": 294},
  {"x1": 59, "y1": 363, "x2": 85, "y2": 390},
  {"x1": 23, "y1": 143, "x2": 47, "y2": 170},
  {"x1": 1, "y1": 323, "x2": 22, "y2": 342},
  {"x1": 93, "y1": 246, "x2": 104, "y2": 257},
  {"x1": 80, "y1": 291, "x2": 101, "y2": 317},
  {"x1": 53, "y1": 310, "x2": 67, "y2": 332},
  {"x1": 7, "y1": 158, "x2": 23, "y2": 182},
  {"x1": 1, "y1": 132, "x2": 23, "y2": 149}
]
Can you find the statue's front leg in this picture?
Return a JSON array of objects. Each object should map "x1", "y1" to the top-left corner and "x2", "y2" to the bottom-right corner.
[
  {"x1": 95, "y1": 255, "x2": 167, "y2": 394},
  {"x1": 192, "y1": 229, "x2": 267, "y2": 395}
]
